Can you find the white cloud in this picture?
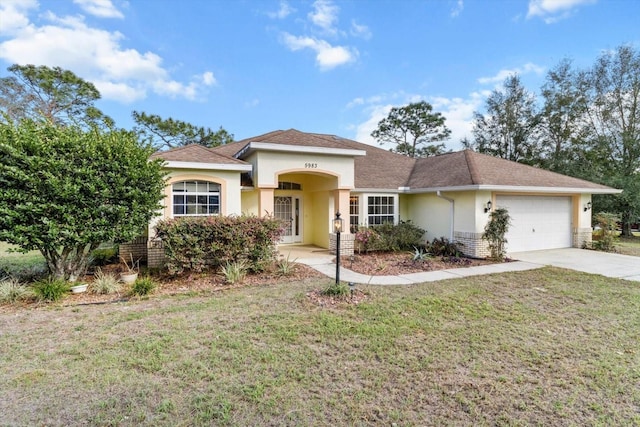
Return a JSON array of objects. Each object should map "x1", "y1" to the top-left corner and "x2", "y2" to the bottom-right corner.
[
  {"x1": 73, "y1": 0, "x2": 124, "y2": 19},
  {"x1": 282, "y1": 33, "x2": 356, "y2": 70},
  {"x1": 527, "y1": 0, "x2": 596, "y2": 23},
  {"x1": 350, "y1": 91, "x2": 490, "y2": 151},
  {"x1": 201, "y1": 71, "x2": 216, "y2": 86},
  {"x1": 350, "y1": 20, "x2": 371, "y2": 40},
  {"x1": 451, "y1": 0, "x2": 464, "y2": 18},
  {"x1": 0, "y1": 0, "x2": 38, "y2": 36},
  {"x1": 267, "y1": 1, "x2": 295, "y2": 19},
  {"x1": 308, "y1": 0, "x2": 339, "y2": 35},
  {"x1": 0, "y1": 5, "x2": 214, "y2": 103},
  {"x1": 478, "y1": 62, "x2": 545, "y2": 85}
]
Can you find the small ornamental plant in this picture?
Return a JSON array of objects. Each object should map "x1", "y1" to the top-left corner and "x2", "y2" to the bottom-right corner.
[{"x1": 483, "y1": 207, "x2": 511, "y2": 261}]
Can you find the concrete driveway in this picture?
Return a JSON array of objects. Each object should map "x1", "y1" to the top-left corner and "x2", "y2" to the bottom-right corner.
[{"x1": 509, "y1": 248, "x2": 640, "y2": 282}]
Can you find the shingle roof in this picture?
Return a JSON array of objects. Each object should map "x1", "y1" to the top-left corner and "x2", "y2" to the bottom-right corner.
[
  {"x1": 407, "y1": 150, "x2": 614, "y2": 190},
  {"x1": 206, "y1": 129, "x2": 616, "y2": 192},
  {"x1": 150, "y1": 144, "x2": 248, "y2": 165}
]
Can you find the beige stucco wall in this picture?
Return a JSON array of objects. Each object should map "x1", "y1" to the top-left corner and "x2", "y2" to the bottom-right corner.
[
  {"x1": 161, "y1": 169, "x2": 243, "y2": 217},
  {"x1": 403, "y1": 191, "x2": 489, "y2": 242},
  {"x1": 247, "y1": 151, "x2": 355, "y2": 189},
  {"x1": 241, "y1": 189, "x2": 259, "y2": 216}
]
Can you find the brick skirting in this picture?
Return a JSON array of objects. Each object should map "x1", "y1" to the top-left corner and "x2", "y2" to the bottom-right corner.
[{"x1": 329, "y1": 233, "x2": 355, "y2": 256}]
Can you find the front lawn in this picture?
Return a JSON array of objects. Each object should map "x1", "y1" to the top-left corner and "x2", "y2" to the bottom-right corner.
[{"x1": 1, "y1": 268, "x2": 639, "y2": 426}]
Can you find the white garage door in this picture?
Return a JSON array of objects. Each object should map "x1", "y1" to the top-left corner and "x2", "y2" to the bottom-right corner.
[{"x1": 496, "y1": 196, "x2": 572, "y2": 253}]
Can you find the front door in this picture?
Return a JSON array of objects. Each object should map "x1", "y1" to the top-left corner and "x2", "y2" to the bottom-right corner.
[{"x1": 274, "y1": 196, "x2": 302, "y2": 243}]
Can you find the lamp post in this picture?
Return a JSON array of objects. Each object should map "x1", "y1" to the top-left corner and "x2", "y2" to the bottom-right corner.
[{"x1": 333, "y1": 212, "x2": 343, "y2": 285}]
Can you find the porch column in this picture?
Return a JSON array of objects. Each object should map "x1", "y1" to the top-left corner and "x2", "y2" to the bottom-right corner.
[
  {"x1": 330, "y1": 188, "x2": 354, "y2": 256},
  {"x1": 258, "y1": 188, "x2": 275, "y2": 217}
]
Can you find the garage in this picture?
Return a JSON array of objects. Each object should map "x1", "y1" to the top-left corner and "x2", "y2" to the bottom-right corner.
[{"x1": 496, "y1": 195, "x2": 572, "y2": 253}]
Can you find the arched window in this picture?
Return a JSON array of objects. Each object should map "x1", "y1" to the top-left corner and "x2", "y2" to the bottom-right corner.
[{"x1": 172, "y1": 181, "x2": 220, "y2": 216}]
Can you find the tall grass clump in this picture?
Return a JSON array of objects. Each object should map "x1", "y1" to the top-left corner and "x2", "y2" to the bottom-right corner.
[
  {"x1": 32, "y1": 277, "x2": 69, "y2": 302},
  {"x1": 130, "y1": 277, "x2": 156, "y2": 297},
  {"x1": 89, "y1": 267, "x2": 121, "y2": 295},
  {"x1": 221, "y1": 260, "x2": 248, "y2": 284},
  {"x1": 0, "y1": 277, "x2": 35, "y2": 303}
]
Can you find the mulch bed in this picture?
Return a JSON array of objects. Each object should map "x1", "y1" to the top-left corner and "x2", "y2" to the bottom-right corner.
[
  {"x1": 339, "y1": 251, "x2": 497, "y2": 276},
  {"x1": 4, "y1": 251, "x2": 500, "y2": 310}
]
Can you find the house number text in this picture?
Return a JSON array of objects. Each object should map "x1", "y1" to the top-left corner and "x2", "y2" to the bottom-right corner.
[{"x1": 305, "y1": 163, "x2": 318, "y2": 168}]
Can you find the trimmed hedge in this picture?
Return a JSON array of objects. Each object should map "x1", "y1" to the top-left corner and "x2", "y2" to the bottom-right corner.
[{"x1": 154, "y1": 216, "x2": 285, "y2": 275}]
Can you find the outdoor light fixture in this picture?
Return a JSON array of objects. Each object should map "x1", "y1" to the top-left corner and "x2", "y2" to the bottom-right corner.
[
  {"x1": 584, "y1": 201, "x2": 592, "y2": 212},
  {"x1": 484, "y1": 200, "x2": 492, "y2": 213},
  {"x1": 334, "y1": 212, "x2": 344, "y2": 285},
  {"x1": 348, "y1": 282, "x2": 356, "y2": 299}
]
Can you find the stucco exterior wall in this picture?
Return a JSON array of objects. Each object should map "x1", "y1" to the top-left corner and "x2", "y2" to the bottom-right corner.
[
  {"x1": 162, "y1": 169, "x2": 243, "y2": 217},
  {"x1": 241, "y1": 189, "x2": 259, "y2": 216},
  {"x1": 250, "y1": 151, "x2": 355, "y2": 189}
]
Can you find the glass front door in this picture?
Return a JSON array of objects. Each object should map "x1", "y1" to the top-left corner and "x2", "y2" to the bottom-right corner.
[{"x1": 274, "y1": 196, "x2": 302, "y2": 243}]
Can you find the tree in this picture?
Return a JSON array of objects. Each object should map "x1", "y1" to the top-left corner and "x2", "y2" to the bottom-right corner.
[
  {"x1": 0, "y1": 64, "x2": 112, "y2": 127},
  {"x1": 578, "y1": 45, "x2": 640, "y2": 236},
  {"x1": 132, "y1": 111, "x2": 234, "y2": 150},
  {"x1": 471, "y1": 75, "x2": 541, "y2": 164},
  {"x1": 0, "y1": 120, "x2": 166, "y2": 281},
  {"x1": 371, "y1": 101, "x2": 451, "y2": 158},
  {"x1": 539, "y1": 59, "x2": 588, "y2": 173}
]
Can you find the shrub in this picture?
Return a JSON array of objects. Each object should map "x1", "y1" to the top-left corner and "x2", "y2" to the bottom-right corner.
[
  {"x1": 428, "y1": 237, "x2": 463, "y2": 257},
  {"x1": 355, "y1": 227, "x2": 380, "y2": 253},
  {"x1": 0, "y1": 278, "x2": 35, "y2": 303},
  {"x1": 32, "y1": 277, "x2": 69, "y2": 302},
  {"x1": 356, "y1": 221, "x2": 425, "y2": 253},
  {"x1": 483, "y1": 207, "x2": 511, "y2": 261},
  {"x1": 221, "y1": 260, "x2": 248, "y2": 284},
  {"x1": 276, "y1": 254, "x2": 297, "y2": 276},
  {"x1": 412, "y1": 246, "x2": 431, "y2": 262},
  {"x1": 155, "y1": 215, "x2": 285, "y2": 275},
  {"x1": 130, "y1": 277, "x2": 156, "y2": 296},
  {"x1": 373, "y1": 221, "x2": 426, "y2": 252},
  {"x1": 89, "y1": 267, "x2": 121, "y2": 295},
  {"x1": 321, "y1": 282, "x2": 350, "y2": 297},
  {"x1": 591, "y1": 212, "x2": 619, "y2": 252}
]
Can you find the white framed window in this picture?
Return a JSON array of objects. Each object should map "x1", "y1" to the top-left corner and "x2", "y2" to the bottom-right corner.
[
  {"x1": 367, "y1": 195, "x2": 396, "y2": 226},
  {"x1": 349, "y1": 195, "x2": 360, "y2": 233},
  {"x1": 350, "y1": 193, "x2": 398, "y2": 227},
  {"x1": 172, "y1": 181, "x2": 221, "y2": 216}
]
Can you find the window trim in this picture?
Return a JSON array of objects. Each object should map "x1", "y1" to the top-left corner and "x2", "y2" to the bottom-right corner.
[
  {"x1": 171, "y1": 180, "x2": 221, "y2": 217},
  {"x1": 350, "y1": 193, "x2": 399, "y2": 227}
]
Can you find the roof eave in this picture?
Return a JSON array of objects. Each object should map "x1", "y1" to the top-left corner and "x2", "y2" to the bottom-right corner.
[
  {"x1": 235, "y1": 142, "x2": 366, "y2": 159},
  {"x1": 164, "y1": 161, "x2": 252, "y2": 172},
  {"x1": 400, "y1": 184, "x2": 621, "y2": 194}
]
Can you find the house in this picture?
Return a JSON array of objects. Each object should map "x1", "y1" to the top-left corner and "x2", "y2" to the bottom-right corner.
[{"x1": 128, "y1": 129, "x2": 620, "y2": 267}]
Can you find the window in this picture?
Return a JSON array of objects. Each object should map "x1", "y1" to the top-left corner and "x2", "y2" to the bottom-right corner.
[
  {"x1": 172, "y1": 181, "x2": 220, "y2": 216},
  {"x1": 367, "y1": 195, "x2": 395, "y2": 226},
  {"x1": 349, "y1": 196, "x2": 359, "y2": 233},
  {"x1": 278, "y1": 181, "x2": 302, "y2": 190}
]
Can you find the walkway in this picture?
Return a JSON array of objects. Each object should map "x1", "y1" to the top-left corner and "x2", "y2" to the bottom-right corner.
[
  {"x1": 279, "y1": 245, "x2": 640, "y2": 285},
  {"x1": 278, "y1": 245, "x2": 542, "y2": 286}
]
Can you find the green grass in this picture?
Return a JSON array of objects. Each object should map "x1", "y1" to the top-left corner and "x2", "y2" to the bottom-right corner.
[
  {"x1": 1, "y1": 267, "x2": 639, "y2": 425},
  {"x1": 615, "y1": 235, "x2": 640, "y2": 257},
  {"x1": 0, "y1": 241, "x2": 46, "y2": 275}
]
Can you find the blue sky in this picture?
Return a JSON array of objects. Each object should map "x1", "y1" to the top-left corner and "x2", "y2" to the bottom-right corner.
[{"x1": 0, "y1": 0, "x2": 638, "y2": 151}]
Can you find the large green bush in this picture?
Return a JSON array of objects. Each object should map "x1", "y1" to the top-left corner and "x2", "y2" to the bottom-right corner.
[
  {"x1": 0, "y1": 120, "x2": 166, "y2": 281},
  {"x1": 154, "y1": 216, "x2": 285, "y2": 275},
  {"x1": 355, "y1": 221, "x2": 425, "y2": 252}
]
